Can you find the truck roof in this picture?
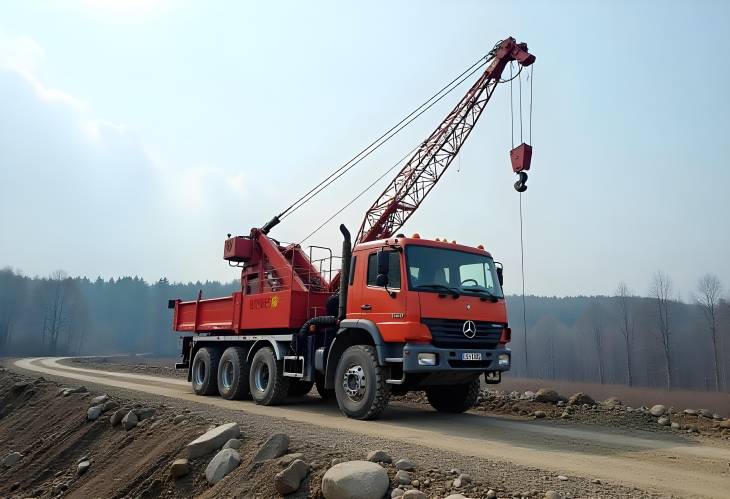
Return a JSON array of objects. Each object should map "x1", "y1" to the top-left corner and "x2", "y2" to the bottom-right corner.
[{"x1": 354, "y1": 235, "x2": 493, "y2": 257}]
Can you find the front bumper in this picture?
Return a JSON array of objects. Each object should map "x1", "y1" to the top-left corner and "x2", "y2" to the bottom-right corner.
[{"x1": 402, "y1": 343, "x2": 511, "y2": 373}]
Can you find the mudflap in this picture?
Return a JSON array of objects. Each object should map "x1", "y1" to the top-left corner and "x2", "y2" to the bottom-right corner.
[{"x1": 484, "y1": 370, "x2": 501, "y2": 384}]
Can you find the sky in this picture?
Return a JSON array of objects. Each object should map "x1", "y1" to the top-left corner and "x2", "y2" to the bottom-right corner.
[{"x1": 1, "y1": 0, "x2": 729, "y2": 299}]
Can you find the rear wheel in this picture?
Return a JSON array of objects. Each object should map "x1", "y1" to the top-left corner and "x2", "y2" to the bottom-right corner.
[
  {"x1": 315, "y1": 373, "x2": 335, "y2": 400},
  {"x1": 334, "y1": 345, "x2": 390, "y2": 420},
  {"x1": 217, "y1": 347, "x2": 251, "y2": 400},
  {"x1": 426, "y1": 378, "x2": 480, "y2": 413},
  {"x1": 249, "y1": 347, "x2": 290, "y2": 405},
  {"x1": 191, "y1": 347, "x2": 221, "y2": 396},
  {"x1": 287, "y1": 379, "x2": 315, "y2": 398}
]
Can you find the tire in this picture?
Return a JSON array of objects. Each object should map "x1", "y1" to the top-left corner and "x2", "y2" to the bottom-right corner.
[
  {"x1": 217, "y1": 347, "x2": 251, "y2": 400},
  {"x1": 249, "y1": 347, "x2": 290, "y2": 405},
  {"x1": 426, "y1": 378, "x2": 480, "y2": 413},
  {"x1": 287, "y1": 379, "x2": 315, "y2": 398},
  {"x1": 191, "y1": 347, "x2": 221, "y2": 396},
  {"x1": 334, "y1": 345, "x2": 391, "y2": 420},
  {"x1": 315, "y1": 373, "x2": 335, "y2": 400}
]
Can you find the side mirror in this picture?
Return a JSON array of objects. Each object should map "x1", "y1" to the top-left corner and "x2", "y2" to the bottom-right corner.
[
  {"x1": 495, "y1": 263, "x2": 504, "y2": 287},
  {"x1": 376, "y1": 250, "x2": 390, "y2": 287}
]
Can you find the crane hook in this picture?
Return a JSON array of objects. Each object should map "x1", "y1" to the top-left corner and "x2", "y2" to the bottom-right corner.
[{"x1": 514, "y1": 171, "x2": 528, "y2": 192}]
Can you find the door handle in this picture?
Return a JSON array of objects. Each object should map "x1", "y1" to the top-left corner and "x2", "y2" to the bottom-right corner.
[{"x1": 361, "y1": 304, "x2": 372, "y2": 311}]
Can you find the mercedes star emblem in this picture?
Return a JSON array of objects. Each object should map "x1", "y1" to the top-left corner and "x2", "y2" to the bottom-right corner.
[{"x1": 462, "y1": 320, "x2": 476, "y2": 339}]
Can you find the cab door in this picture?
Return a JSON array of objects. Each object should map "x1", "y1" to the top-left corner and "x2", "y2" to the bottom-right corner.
[{"x1": 358, "y1": 250, "x2": 407, "y2": 340}]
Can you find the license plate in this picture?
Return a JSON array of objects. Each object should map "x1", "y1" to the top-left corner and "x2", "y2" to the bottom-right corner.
[{"x1": 461, "y1": 352, "x2": 482, "y2": 361}]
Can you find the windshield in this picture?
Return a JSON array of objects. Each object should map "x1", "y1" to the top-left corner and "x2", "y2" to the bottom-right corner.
[{"x1": 405, "y1": 245, "x2": 504, "y2": 298}]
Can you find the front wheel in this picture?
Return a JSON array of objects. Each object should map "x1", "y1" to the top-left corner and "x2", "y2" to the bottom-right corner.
[
  {"x1": 334, "y1": 345, "x2": 391, "y2": 420},
  {"x1": 249, "y1": 347, "x2": 290, "y2": 405},
  {"x1": 426, "y1": 378, "x2": 480, "y2": 413},
  {"x1": 191, "y1": 347, "x2": 221, "y2": 396}
]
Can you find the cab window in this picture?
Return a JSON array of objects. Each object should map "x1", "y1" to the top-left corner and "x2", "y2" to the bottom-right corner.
[{"x1": 367, "y1": 252, "x2": 401, "y2": 289}]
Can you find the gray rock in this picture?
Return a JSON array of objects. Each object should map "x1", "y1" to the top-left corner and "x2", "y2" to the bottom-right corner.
[
  {"x1": 321, "y1": 460, "x2": 389, "y2": 499},
  {"x1": 187, "y1": 423, "x2": 241, "y2": 459},
  {"x1": 534, "y1": 410, "x2": 546, "y2": 419},
  {"x1": 699, "y1": 409, "x2": 713, "y2": 418},
  {"x1": 557, "y1": 475, "x2": 568, "y2": 481},
  {"x1": 402, "y1": 490, "x2": 427, "y2": 499},
  {"x1": 223, "y1": 438, "x2": 242, "y2": 450},
  {"x1": 649, "y1": 404, "x2": 667, "y2": 417},
  {"x1": 366, "y1": 449, "x2": 392, "y2": 463},
  {"x1": 534, "y1": 389, "x2": 560, "y2": 403},
  {"x1": 205, "y1": 448, "x2": 241, "y2": 485},
  {"x1": 487, "y1": 490, "x2": 498, "y2": 499},
  {"x1": 457, "y1": 473, "x2": 472, "y2": 484},
  {"x1": 275, "y1": 459, "x2": 309, "y2": 495},
  {"x1": 134, "y1": 407, "x2": 156, "y2": 420},
  {"x1": 102, "y1": 400, "x2": 119, "y2": 412},
  {"x1": 90, "y1": 394, "x2": 108, "y2": 405},
  {"x1": 87, "y1": 406, "x2": 103, "y2": 421},
  {"x1": 445, "y1": 495, "x2": 469, "y2": 499},
  {"x1": 173, "y1": 414, "x2": 187, "y2": 425},
  {"x1": 560, "y1": 411, "x2": 570, "y2": 419},
  {"x1": 12, "y1": 382, "x2": 30, "y2": 393},
  {"x1": 591, "y1": 478, "x2": 601, "y2": 484},
  {"x1": 719, "y1": 420, "x2": 730, "y2": 429},
  {"x1": 170, "y1": 458, "x2": 190, "y2": 478},
  {"x1": 684, "y1": 408, "x2": 698, "y2": 416},
  {"x1": 523, "y1": 390, "x2": 536, "y2": 400},
  {"x1": 544, "y1": 492, "x2": 562, "y2": 499},
  {"x1": 657, "y1": 416, "x2": 670, "y2": 426},
  {"x1": 395, "y1": 469, "x2": 411, "y2": 485},
  {"x1": 110, "y1": 408, "x2": 128, "y2": 427},
  {"x1": 568, "y1": 392, "x2": 595, "y2": 406},
  {"x1": 391, "y1": 488, "x2": 405, "y2": 498},
  {"x1": 395, "y1": 458, "x2": 416, "y2": 471},
  {"x1": 77, "y1": 460, "x2": 90, "y2": 475},
  {"x1": 278, "y1": 452, "x2": 304, "y2": 466},
  {"x1": 253, "y1": 433, "x2": 289, "y2": 462},
  {"x1": 671, "y1": 421, "x2": 681, "y2": 430},
  {"x1": 122, "y1": 411, "x2": 138, "y2": 430},
  {"x1": 604, "y1": 396, "x2": 622, "y2": 406},
  {"x1": 3, "y1": 452, "x2": 23, "y2": 467}
]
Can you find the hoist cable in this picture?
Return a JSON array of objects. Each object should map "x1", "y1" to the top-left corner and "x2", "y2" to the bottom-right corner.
[
  {"x1": 519, "y1": 191, "x2": 528, "y2": 376},
  {"x1": 509, "y1": 62, "x2": 514, "y2": 149},
  {"x1": 278, "y1": 54, "x2": 496, "y2": 221},
  {"x1": 529, "y1": 65, "x2": 534, "y2": 144},
  {"x1": 298, "y1": 145, "x2": 420, "y2": 245},
  {"x1": 519, "y1": 64, "x2": 523, "y2": 143}
]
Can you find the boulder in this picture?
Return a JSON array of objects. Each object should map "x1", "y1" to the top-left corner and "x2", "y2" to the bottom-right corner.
[
  {"x1": 11, "y1": 382, "x2": 30, "y2": 393},
  {"x1": 223, "y1": 439, "x2": 242, "y2": 450},
  {"x1": 568, "y1": 393, "x2": 595, "y2": 406},
  {"x1": 699, "y1": 409, "x2": 713, "y2": 419},
  {"x1": 278, "y1": 452, "x2": 304, "y2": 466},
  {"x1": 394, "y1": 458, "x2": 415, "y2": 471},
  {"x1": 402, "y1": 490, "x2": 427, "y2": 499},
  {"x1": 173, "y1": 415, "x2": 187, "y2": 425},
  {"x1": 445, "y1": 495, "x2": 469, "y2": 499},
  {"x1": 544, "y1": 492, "x2": 562, "y2": 499},
  {"x1": 252, "y1": 433, "x2": 289, "y2": 462},
  {"x1": 87, "y1": 406, "x2": 103, "y2": 421},
  {"x1": 122, "y1": 411, "x2": 138, "y2": 430},
  {"x1": 110, "y1": 408, "x2": 128, "y2": 427},
  {"x1": 534, "y1": 410, "x2": 546, "y2": 419},
  {"x1": 487, "y1": 490, "x2": 497, "y2": 499},
  {"x1": 395, "y1": 469, "x2": 411, "y2": 485},
  {"x1": 90, "y1": 394, "x2": 108, "y2": 405},
  {"x1": 603, "y1": 396, "x2": 622, "y2": 406},
  {"x1": 170, "y1": 458, "x2": 190, "y2": 479},
  {"x1": 534, "y1": 389, "x2": 560, "y2": 403},
  {"x1": 205, "y1": 448, "x2": 241, "y2": 485},
  {"x1": 657, "y1": 416, "x2": 670, "y2": 426},
  {"x1": 366, "y1": 450, "x2": 392, "y2": 463},
  {"x1": 391, "y1": 488, "x2": 405, "y2": 498},
  {"x1": 187, "y1": 423, "x2": 241, "y2": 459},
  {"x1": 321, "y1": 461, "x2": 389, "y2": 499},
  {"x1": 102, "y1": 400, "x2": 119, "y2": 412},
  {"x1": 77, "y1": 460, "x2": 90, "y2": 475},
  {"x1": 557, "y1": 475, "x2": 569, "y2": 481},
  {"x1": 649, "y1": 405, "x2": 667, "y2": 417},
  {"x1": 523, "y1": 390, "x2": 536, "y2": 400},
  {"x1": 684, "y1": 408, "x2": 698, "y2": 416},
  {"x1": 671, "y1": 422, "x2": 681, "y2": 430},
  {"x1": 274, "y1": 459, "x2": 309, "y2": 495},
  {"x1": 3, "y1": 452, "x2": 23, "y2": 467}
]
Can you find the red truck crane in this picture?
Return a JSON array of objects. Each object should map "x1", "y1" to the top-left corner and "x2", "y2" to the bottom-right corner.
[{"x1": 170, "y1": 37, "x2": 535, "y2": 420}]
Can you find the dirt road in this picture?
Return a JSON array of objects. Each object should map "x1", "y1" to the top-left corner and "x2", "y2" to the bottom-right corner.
[{"x1": 14, "y1": 357, "x2": 730, "y2": 498}]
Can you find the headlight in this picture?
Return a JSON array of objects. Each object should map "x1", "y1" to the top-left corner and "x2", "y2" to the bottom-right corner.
[
  {"x1": 418, "y1": 353, "x2": 437, "y2": 366},
  {"x1": 498, "y1": 353, "x2": 510, "y2": 367}
]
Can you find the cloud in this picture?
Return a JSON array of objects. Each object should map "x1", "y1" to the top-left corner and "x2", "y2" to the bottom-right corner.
[{"x1": 0, "y1": 32, "x2": 44, "y2": 73}]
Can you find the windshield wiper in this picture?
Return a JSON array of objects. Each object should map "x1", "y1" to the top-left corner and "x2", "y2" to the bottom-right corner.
[
  {"x1": 414, "y1": 283, "x2": 460, "y2": 297},
  {"x1": 461, "y1": 286, "x2": 500, "y2": 302}
]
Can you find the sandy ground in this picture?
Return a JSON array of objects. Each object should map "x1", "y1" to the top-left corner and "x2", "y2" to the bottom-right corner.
[{"x1": 6, "y1": 357, "x2": 730, "y2": 498}]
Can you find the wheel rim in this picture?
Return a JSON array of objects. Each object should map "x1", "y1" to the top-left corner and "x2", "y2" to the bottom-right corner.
[
  {"x1": 193, "y1": 359, "x2": 206, "y2": 386},
  {"x1": 254, "y1": 362, "x2": 270, "y2": 393},
  {"x1": 342, "y1": 364, "x2": 366, "y2": 402},
  {"x1": 221, "y1": 360, "x2": 234, "y2": 390}
]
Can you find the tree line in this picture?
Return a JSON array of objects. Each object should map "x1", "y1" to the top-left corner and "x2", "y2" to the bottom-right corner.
[{"x1": 1, "y1": 267, "x2": 727, "y2": 392}]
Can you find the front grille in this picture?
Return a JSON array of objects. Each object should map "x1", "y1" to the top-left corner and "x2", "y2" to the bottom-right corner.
[{"x1": 421, "y1": 318, "x2": 504, "y2": 350}]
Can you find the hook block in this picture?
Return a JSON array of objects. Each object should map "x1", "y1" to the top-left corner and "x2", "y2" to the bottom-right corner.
[{"x1": 510, "y1": 143, "x2": 532, "y2": 173}]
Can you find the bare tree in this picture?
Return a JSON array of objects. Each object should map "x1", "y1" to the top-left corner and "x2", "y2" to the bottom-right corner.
[
  {"x1": 615, "y1": 282, "x2": 635, "y2": 386},
  {"x1": 651, "y1": 271, "x2": 674, "y2": 389},
  {"x1": 697, "y1": 274, "x2": 723, "y2": 391},
  {"x1": 589, "y1": 303, "x2": 605, "y2": 384},
  {"x1": 43, "y1": 271, "x2": 70, "y2": 355}
]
